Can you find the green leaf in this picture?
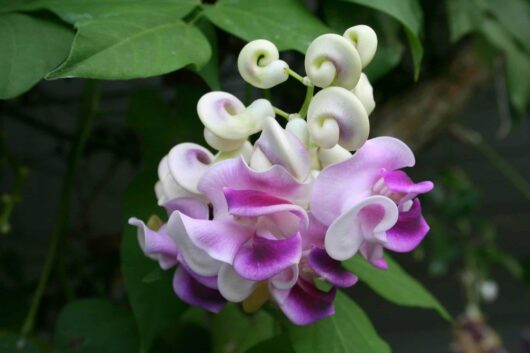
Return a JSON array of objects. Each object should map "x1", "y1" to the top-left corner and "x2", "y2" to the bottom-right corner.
[
  {"x1": 0, "y1": 334, "x2": 40, "y2": 353},
  {"x1": 445, "y1": 0, "x2": 483, "y2": 42},
  {"x1": 0, "y1": 13, "x2": 73, "y2": 99},
  {"x1": 286, "y1": 292, "x2": 390, "y2": 353},
  {"x1": 344, "y1": 255, "x2": 451, "y2": 321},
  {"x1": 54, "y1": 299, "x2": 138, "y2": 353},
  {"x1": 246, "y1": 334, "x2": 294, "y2": 353},
  {"x1": 342, "y1": 0, "x2": 424, "y2": 78},
  {"x1": 47, "y1": 12, "x2": 211, "y2": 80},
  {"x1": 204, "y1": 0, "x2": 330, "y2": 53},
  {"x1": 212, "y1": 305, "x2": 274, "y2": 353},
  {"x1": 121, "y1": 90, "x2": 186, "y2": 352},
  {"x1": 194, "y1": 19, "x2": 221, "y2": 90},
  {"x1": 481, "y1": 0, "x2": 530, "y2": 54},
  {"x1": 15, "y1": 0, "x2": 199, "y2": 25}
]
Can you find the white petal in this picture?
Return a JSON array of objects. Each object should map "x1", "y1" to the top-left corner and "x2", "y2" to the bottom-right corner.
[
  {"x1": 318, "y1": 144, "x2": 352, "y2": 168},
  {"x1": 204, "y1": 128, "x2": 246, "y2": 152},
  {"x1": 343, "y1": 25, "x2": 378, "y2": 68},
  {"x1": 305, "y1": 33, "x2": 362, "y2": 89},
  {"x1": 168, "y1": 143, "x2": 215, "y2": 194},
  {"x1": 270, "y1": 264, "x2": 299, "y2": 290},
  {"x1": 237, "y1": 39, "x2": 289, "y2": 89},
  {"x1": 218, "y1": 264, "x2": 256, "y2": 302},
  {"x1": 351, "y1": 73, "x2": 375, "y2": 115}
]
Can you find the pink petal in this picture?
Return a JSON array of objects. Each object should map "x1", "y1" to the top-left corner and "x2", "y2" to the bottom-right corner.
[
  {"x1": 381, "y1": 169, "x2": 433, "y2": 200},
  {"x1": 360, "y1": 242, "x2": 388, "y2": 269},
  {"x1": 162, "y1": 197, "x2": 209, "y2": 219},
  {"x1": 234, "y1": 233, "x2": 302, "y2": 281},
  {"x1": 198, "y1": 157, "x2": 312, "y2": 217},
  {"x1": 308, "y1": 248, "x2": 358, "y2": 288},
  {"x1": 173, "y1": 266, "x2": 225, "y2": 313},
  {"x1": 385, "y1": 199, "x2": 430, "y2": 253},
  {"x1": 312, "y1": 136, "x2": 415, "y2": 225},
  {"x1": 167, "y1": 143, "x2": 215, "y2": 194}
]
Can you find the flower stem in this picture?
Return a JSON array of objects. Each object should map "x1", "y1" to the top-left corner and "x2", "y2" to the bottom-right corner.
[
  {"x1": 20, "y1": 81, "x2": 100, "y2": 338},
  {"x1": 298, "y1": 84, "x2": 314, "y2": 118},
  {"x1": 273, "y1": 106, "x2": 290, "y2": 120},
  {"x1": 284, "y1": 67, "x2": 306, "y2": 85}
]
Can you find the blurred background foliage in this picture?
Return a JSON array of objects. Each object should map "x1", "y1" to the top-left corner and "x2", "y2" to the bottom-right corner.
[{"x1": 0, "y1": 0, "x2": 529, "y2": 352}]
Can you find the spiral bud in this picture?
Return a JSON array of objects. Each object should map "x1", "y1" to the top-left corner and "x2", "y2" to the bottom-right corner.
[
  {"x1": 286, "y1": 116, "x2": 310, "y2": 147},
  {"x1": 238, "y1": 39, "x2": 289, "y2": 89},
  {"x1": 203, "y1": 128, "x2": 246, "y2": 152},
  {"x1": 318, "y1": 145, "x2": 351, "y2": 168},
  {"x1": 197, "y1": 91, "x2": 274, "y2": 141},
  {"x1": 215, "y1": 141, "x2": 253, "y2": 163},
  {"x1": 167, "y1": 143, "x2": 215, "y2": 194},
  {"x1": 156, "y1": 156, "x2": 194, "y2": 204},
  {"x1": 304, "y1": 33, "x2": 362, "y2": 89},
  {"x1": 343, "y1": 25, "x2": 377, "y2": 68},
  {"x1": 351, "y1": 73, "x2": 375, "y2": 115},
  {"x1": 307, "y1": 87, "x2": 369, "y2": 151}
]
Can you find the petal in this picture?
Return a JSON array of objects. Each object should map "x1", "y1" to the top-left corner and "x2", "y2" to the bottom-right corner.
[
  {"x1": 325, "y1": 196, "x2": 399, "y2": 261},
  {"x1": 128, "y1": 218, "x2": 178, "y2": 270},
  {"x1": 272, "y1": 278, "x2": 336, "y2": 326},
  {"x1": 312, "y1": 136, "x2": 415, "y2": 225},
  {"x1": 359, "y1": 242, "x2": 387, "y2": 269},
  {"x1": 385, "y1": 199, "x2": 430, "y2": 253},
  {"x1": 167, "y1": 212, "x2": 222, "y2": 277},
  {"x1": 251, "y1": 116, "x2": 311, "y2": 181},
  {"x1": 157, "y1": 156, "x2": 194, "y2": 202},
  {"x1": 381, "y1": 169, "x2": 434, "y2": 200},
  {"x1": 162, "y1": 197, "x2": 209, "y2": 219},
  {"x1": 173, "y1": 266, "x2": 225, "y2": 313},
  {"x1": 234, "y1": 233, "x2": 302, "y2": 281},
  {"x1": 178, "y1": 257, "x2": 219, "y2": 289},
  {"x1": 198, "y1": 157, "x2": 312, "y2": 216},
  {"x1": 308, "y1": 248, "x2": 358, "y2": 288},
  {"x1": 217, "y1": 264, "x2": 256, "y2": 302},
  {"x1": 224, "y1": 188, "x2": 308, "y2": 228},
  {"x1": 270, "y1": 264, "x2": 299, "y2": 290},
  {"x1": 178, "y1": 212, "x2": 253, "y2": 264},
  {"x1": 167, "y1": 143, "x2": 215, "y2": 194},
  {"x1": 302, "y1": 213, "x2": 327, "y2": 249},
  {"x1": 237, "y1": 39, "x2": 288, "y2": 89}
]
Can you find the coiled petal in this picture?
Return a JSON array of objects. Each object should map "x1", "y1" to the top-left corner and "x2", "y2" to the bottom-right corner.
[
  {"x1": 307, "y1": 87, "x2": 369, "y2": 151},
  {"x1": 351, "y1": 73, "x2": 375, "y2": 115},
  {"x1": 197, "y1": 91, "x2": 274, "y2": 140},
  {"x1": 237, "y1": 39, "x2": 289, "y2": 89},
  {"x1": 167, "y1": 143, "x2": 215, "y2": 194},
  {"x1": 304, "y1": 33, "x2": 362, "y2": 89},
  {"x1": 343, "y1": 25, "x2": 378, "y2": 68},
  {"x1": 204, "y1": 128, "x2": 246, "y2": 152}
]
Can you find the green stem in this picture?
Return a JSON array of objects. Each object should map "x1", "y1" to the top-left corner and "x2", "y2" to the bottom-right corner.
[
  {"x1": 273, "y1": 106, "x2": 290, "y2": 120},
  {"x1": 284, "y1": 67, "x2": 306, "y2": 85},
  {"x1": 298, "y1": 85, "x2": 314, "y2": 118},
  {"x1": 451, "y1": 124, "x2": 530, "y2": 202},
  {"x1": 20, "y1": 81, "x2": 100, "y2": 338}
]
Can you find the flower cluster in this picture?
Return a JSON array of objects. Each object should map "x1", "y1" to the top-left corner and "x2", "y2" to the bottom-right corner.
[{"x1": 129, "y1": 25, "x2": 433, "y2": 325}]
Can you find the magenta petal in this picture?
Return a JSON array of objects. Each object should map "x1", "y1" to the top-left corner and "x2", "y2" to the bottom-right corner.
[
  {"x1": 308, "y1": 248, "x2": 358, "y2": 288},
  {"x1": 224, "y1": 188, "x2": 308, "y2": 227},
  {"x1": 179, "y1": 213, "x2": 253, "y2": 264},
  {"x1": 302, "y1": 213, "x2": 327, "y2": 249},
  {"x1": 173, "y1": 267, "x2": 225, "y2": 313},
  {"x1": 234, "y1": 233, "x2": 302, "y2": 281},
  {"x1": 385, "y1": 199, "x2": 430, "y2": 253},
  {"x1": 162, "y1": 197, "x2": 209, "y2": 219},
  {"x1": 273, "y1": 278, "x2": 336, "y2": 326},
  {"x1": 312, "y1": 136, "x2": 415, "y2": 225},
  {"x1": 198, "y1": 157, "x2": 312, "y2": 217},
  {"x1": 178, "y1": 256, "x2": 218, "y2": 289},
  {"x1": 381, "y1": 169, "x2": 433, "y2": 199},
  {"x1": 128, "y1": 218, "x2": 178, "y2": 270},
  {"x1": 360, "y1": 242, "x2": 387, "y2": 270}
]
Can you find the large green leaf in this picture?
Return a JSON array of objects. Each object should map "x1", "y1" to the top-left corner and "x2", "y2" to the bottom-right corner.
[
  {"x1": 121, "y1": 90, "x2": 186, "y2": 352},
  {"x1": 286, "y1": 292, "x2": 390, "y2": 353},
  {"x1": 344, "y1": 255, "x2": 450, "y2": 321},
  {"x1": 47, "y1": 11, "x2": 211, "y2": 80},
  {"x1": 246, "y1": 334, "x2": 294, "y2": 353},
  {"x1": 54, "y1": 299, "x2": 138, "y2": 353},
  {"x1": 342, "y1": 0, "x2": 424, "y2": 78},
  {"x1": 0, "y1": 334, "x2": 40, "y2": 353},
  {"x1": 204, "y1": 0, "x2": 330, "y2": 53},
  {"x1": 15, "y1": 0, "x2": 199, "y2": 25},
  {"x1": 212, "y1": 305, "x2": 274, "y2": 353},
  {"x1": 0, "y1": 13, "x2": 73, "y2": 99},
  {"x1": 445, "y1": 0, "x2": 483, "y2": 42},
  {"x1": 194, "y1": 19, "x2": 221, "y2": 90}
]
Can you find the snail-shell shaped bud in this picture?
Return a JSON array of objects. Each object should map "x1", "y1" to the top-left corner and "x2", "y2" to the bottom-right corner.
[
  {"x1": 351, "y1": 73, "x2": 375, "y2": 115},
  {"x1": 304, "y1": 33, "x2": 362, "y2": 89},
  {"x1": 237, "y1": 39, "x2": 289, "y2": 89},
  {"x1": 167, "y1": 143, "x2": 215, "y2": 194},
  {"x1": 203, "y1": 128, "x2": 246, "y2": 152},
  {"x1": 250, "y1": 117, "x2": 311, "y2": 181},
  {"x1": 286, "y1": 116, "x2": 310, "y2": 147},
  {"x1": 197, "y1": 91, "x2": 274, "y2": 141},
  {"x1": 307, "y1": 87, "x2": 369, "y2": 151},
  {"x1": 156, "y1": 156, "x2": 194, "y2": 204},
  {"x1": 318, "y1": 145, "x2": 352, "y2": 168},
  {"x1": 343, "y1": 25, "x2": 378, "y2": 68}
]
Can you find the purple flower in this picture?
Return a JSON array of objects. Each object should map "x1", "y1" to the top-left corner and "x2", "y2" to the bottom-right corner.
[{"x1": 312, "y1": 136, "x2": 433, "y2": 268}]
